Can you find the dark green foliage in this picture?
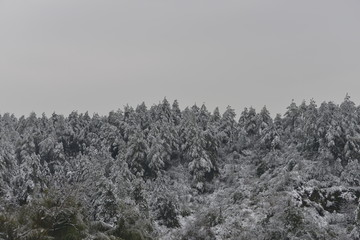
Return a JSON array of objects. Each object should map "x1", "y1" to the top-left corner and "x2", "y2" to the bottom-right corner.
[
  {"x1": 112, "y1": 218, "x2": 144, "y2": 240},
  {"x1": 155, "y1": 197, "x2": 180, "y2": 228},
  {"x1": 256, "y1": 161, "x2": 268, "y2": 177},
  {"x1": 232, "y1": 191, "x2": 243, "y2": 204},
  {"x1": 0, "y1": 214, "x2": 17, "y2": 240},
  {"x1": 111, "y1": 208, "x2": 155, "y2": 240},
  {"x1": 0, "y1": 188, "x2": 156, "y2": 240},
  {"x1": 0, "y1": 189, "x2": 87, "y2": 240},
  {"x1": 29, "y1": 191, "x2": 87, "y2": 240},
  {"x1": 263, "y1": 231, "x2": 284, "y2": 240},
  {"x1": 202, "y1": 208, "x2": 224, "y2": 227},
  {"x1": 284, "y1": 206, "x2": 304, "y2": 232},
  {"x1": 133, "y1": 183, "x2": 145, "y2": 204}
]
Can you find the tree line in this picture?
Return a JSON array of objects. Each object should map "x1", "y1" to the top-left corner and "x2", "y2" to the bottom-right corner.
[{"x1": 1, "y1": 96, "x2": 360, "y2": 239}]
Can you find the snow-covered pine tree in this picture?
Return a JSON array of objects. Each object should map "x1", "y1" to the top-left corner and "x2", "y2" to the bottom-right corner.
[
  {"x1": 283, "y1": 100, "x2": 301, "y2": 136},
  {"x1": 125, "y1": 128, "x2": 148, "y2": 177},
  {"x1": 135, "y1": 102, "x2": 150, "y2": 131},
  {"x1": 108, "y1": 109, "x2": 123, "y2": 129},
  {"x1": 258, "y1": 106, "x2": 272, "y2": 136},
  {"x1": 256, "y1": 106, "x2": 276, "y2": 151},
  {"x1": 244, "y1": 107, "x2": 258, "y2": 137},
  {"x1": 259, "y1": 124, "x2": 281, "y2": 151},
  {"x1": 122, "y1": 105, "x2": 137, "y2": 143},
  {"x1": 212, "y1": 107, "x2": 221, "y2": 124},
  {"x1": 171, "y1": 99, "x2": 182, "y2": 126},
  {"x1": 298, "y1": 99, "x2": 319, "y2": 155},
  {"x1": 218, "y1": 106, "x2": 237, "y2": 150},
  {"x1": 317, "y1": 101, "x2": 344, "y2": 161},
  {"x1": 151, "y1": 97, "x2": 173, "y2": 124},
  {"x1": 197, "y1": 104, "x2": 211, "y2": 131},
  {"x1": 186, "y1": 124, "x2": 217, "y2": 191},
  {"x1": 340, "y1": 94, "x2": 360, "y2": 163},
  {"x1": 146, "y1": 125, "x2": 169, "y2": 178},
  {"x1": 0, "y1": 136, "x2": 17, "y2": 204}
]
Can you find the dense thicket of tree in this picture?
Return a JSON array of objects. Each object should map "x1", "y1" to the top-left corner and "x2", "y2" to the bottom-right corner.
[{"x1": 1, "y1": 97, "x2": 360, "y2": 239}]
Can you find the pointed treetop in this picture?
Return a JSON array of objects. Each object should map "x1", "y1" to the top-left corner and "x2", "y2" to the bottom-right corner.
[
  {"x1": 162, "y1": 97, "x2": 170, "y2": 108},
  {"x1": 211, "y1": 107, "x2": 221, "y2": 123},
  {"x1": 259, "y1": 106, "x2": 272, "y2": 123},
  {"x1": 136, "y1": 102, "x2": 147, "y2": 113},
  {"x1": 344, "y1": 93, "x2": 351, "y2": 102},
  {"x1": 223, "y1": 106, "x2": 236, "y2": 120},
  {"x1": 299, "y1": 100, "x2": 307, "y2": 111},
  {"x1": 200, "y1": 103, "x2": 208, "y2": 113},
  {"x1": 172, "y1": 99, "x2": 180, "y2": 109},
  {"x1": 248, "y1": 106, "x2": 256, "y2": 116},
  {"x1": 241, "y1": 107, "x2": 249, "y2": 115},
  {"x1": 309, "y1": 98, "x2": 317, "y2": 107},
  {"x1": 285, "y1": 100, "x2": 299, "y2": 117},
  {"x1": 191, "y1": 104, "x2": 200, "y2": 113}
]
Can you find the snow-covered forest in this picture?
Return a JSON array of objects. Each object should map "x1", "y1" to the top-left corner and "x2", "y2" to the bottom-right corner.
[{"x1": 1, "y1": 96, "x2": 360, "y2": 240}]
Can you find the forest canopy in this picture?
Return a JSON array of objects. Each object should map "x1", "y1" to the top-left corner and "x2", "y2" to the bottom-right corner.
[{"x1": 1, "y1": 96, "x2": 360, "y2": 239}]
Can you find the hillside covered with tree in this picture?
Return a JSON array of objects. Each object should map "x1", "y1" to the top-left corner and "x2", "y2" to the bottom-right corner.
[{"x1": 1, "y1": 96, "x2": 360, "y2": 239}]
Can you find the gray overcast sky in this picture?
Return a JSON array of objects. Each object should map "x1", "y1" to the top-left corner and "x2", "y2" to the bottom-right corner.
[{"x1": 1, "y1": 0, "x2": 360, "y2": 117}]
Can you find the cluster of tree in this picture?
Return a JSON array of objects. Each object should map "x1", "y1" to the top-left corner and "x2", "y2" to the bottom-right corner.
[{"x1": 1, "y1": 96, "x2": 360, "y2": 239}]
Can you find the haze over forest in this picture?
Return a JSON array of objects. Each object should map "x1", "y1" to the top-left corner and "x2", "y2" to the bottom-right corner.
[{"x1": 1, "y1": 1, "x2": 360, "y2": 116}]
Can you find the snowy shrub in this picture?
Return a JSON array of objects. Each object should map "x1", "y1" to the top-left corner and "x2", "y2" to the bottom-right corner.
[
  {"x1": 178, "y1": 208, "x2": 223, "y2": 240},
  {"x1": 202, "y1": 208, "x2": 224, "y2": 227}
]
